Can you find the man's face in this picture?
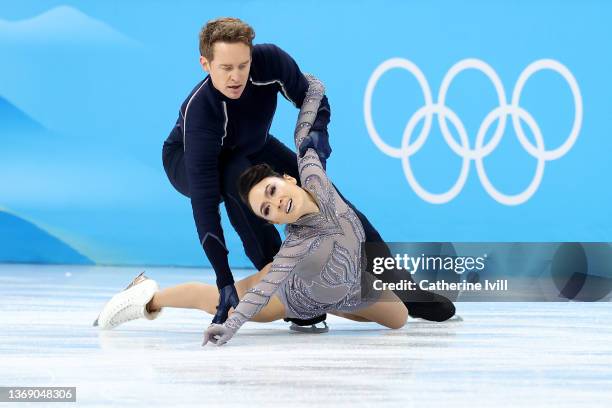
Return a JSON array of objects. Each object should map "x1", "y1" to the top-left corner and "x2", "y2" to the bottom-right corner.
[
  {"x1": 248, "y1": 175, "x2": 308, "y2": 224},
  {"x1": 200, "y1": 42, "x2": 251, "y2": 99}
]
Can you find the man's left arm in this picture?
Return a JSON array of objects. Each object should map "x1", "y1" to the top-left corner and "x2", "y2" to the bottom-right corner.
[{"x1": 259, "y1": 44, "x2": 332, "y2": 166}]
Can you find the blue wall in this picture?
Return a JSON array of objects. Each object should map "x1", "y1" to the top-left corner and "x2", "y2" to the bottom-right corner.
[{"x1": 1, "y1": 1, "x2": 610, "y2": 267}]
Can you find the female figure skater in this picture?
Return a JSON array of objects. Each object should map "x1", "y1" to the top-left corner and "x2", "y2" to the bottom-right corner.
[{"x1": 95, "y1": 75, "x2": 451, "y2": 345}]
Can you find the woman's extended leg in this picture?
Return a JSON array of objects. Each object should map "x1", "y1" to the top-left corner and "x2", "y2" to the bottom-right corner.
[{"x1": 147, "y1": 263, "x2": 286, "y2": 323}]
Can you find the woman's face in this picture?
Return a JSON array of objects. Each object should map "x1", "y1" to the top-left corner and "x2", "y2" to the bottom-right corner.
[{"x1": 247, "y1": 175, "x2": 310, "y2": 224}]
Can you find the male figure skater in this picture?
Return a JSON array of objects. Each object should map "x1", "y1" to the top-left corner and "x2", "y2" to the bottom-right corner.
[
  {"x1": 162, "y1": 17, "x2": 332, "y2": 326},
  {"x1": 162, "y1": 17, "x2": 454, "y2": 327}
]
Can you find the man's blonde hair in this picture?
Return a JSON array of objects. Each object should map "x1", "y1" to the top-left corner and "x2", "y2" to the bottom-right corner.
[{"x1": 199, "y1": 17, "x2": 255, "y2": 60}]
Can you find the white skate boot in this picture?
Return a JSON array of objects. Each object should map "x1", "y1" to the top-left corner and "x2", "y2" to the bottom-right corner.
[{"x1": 93, "y1": 272, "x2": 162, "y2": 330}]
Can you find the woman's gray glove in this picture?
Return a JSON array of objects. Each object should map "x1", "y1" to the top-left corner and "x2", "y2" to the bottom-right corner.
[{"x1": 202, "y1": 323, "x2": 236, "y2": 346}]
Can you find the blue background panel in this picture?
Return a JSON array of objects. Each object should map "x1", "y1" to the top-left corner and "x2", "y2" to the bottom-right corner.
[{"x1": 0, "y1": 1, "x2": 610, "y2": 267}]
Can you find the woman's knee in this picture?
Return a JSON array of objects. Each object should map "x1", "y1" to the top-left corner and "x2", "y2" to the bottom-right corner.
[
  {"x1": 387, "y1": 312, "x2": 408, "y2": 329},
  {"x1": 381, "y1": 303, "x2": 408, "y2": 329}
]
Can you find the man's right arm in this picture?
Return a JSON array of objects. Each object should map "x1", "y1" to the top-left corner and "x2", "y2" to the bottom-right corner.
[{"x1": 183, "y1": 102, "x2": 235, "y2": 290}]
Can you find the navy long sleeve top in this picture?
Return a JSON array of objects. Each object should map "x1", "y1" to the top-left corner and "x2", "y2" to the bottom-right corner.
[{"x1": 163, "y1": 43, "x2": 331, "y2": 288}]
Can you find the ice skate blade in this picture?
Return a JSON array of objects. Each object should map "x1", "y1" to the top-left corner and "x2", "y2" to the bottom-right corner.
[
  {"x1": 412, "y1": 314, "x2": 463, "y2": 322},
  {"x1": 289, "y1": 322, "x2": 329, "y2": 334}
]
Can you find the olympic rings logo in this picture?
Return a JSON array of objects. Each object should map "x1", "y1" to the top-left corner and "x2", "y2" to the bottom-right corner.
[{"x1": 363, "y1": 58, "x2": 583, "y2": 205}]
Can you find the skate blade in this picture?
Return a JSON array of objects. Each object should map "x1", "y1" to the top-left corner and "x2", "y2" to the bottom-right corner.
[
  {"x1": 124, "y1": 271, "x2": 147, "y2": 291},
  {"x1": 289, "y1": 322, "x2": 329, "y2": 334}
]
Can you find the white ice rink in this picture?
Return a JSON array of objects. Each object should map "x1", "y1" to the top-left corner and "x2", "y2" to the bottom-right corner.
[{"x1": 1, "y1": 264, "x2": 611, "y2": 407}]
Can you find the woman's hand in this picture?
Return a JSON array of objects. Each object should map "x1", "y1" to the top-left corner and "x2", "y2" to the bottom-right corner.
[{"x1": 202, "y1": 323, "x2": 235, "y2": 346}]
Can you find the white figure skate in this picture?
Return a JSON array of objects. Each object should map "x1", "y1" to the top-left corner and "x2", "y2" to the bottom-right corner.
[{"x1": 93, "y1": 272, "x2": 162, "y2": 330}]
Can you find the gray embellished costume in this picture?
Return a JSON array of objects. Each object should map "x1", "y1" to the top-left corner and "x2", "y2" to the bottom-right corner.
[{"x1": 222, "y1": 75, "x2": 373, "y2": 335}]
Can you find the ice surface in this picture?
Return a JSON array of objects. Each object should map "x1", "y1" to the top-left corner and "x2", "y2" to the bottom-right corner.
[{"x1": 0, "y1": 264, "x2": 611, "y2": 407}]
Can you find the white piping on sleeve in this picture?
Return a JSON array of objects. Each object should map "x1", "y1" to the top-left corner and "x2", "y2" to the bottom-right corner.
[
  {"x1": 201, "y1": 232, "x2": 228, "y2": 252},
  {"x1": 249, "y1": 76, "x2": 297, "y2": 107},
  {"x1": 182, "y1": 78, "x2": 209, "y2": 151}
]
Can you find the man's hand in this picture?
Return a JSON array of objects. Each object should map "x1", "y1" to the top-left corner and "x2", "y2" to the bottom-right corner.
[
  {"x1": 202, "y1": 323, "x2": 235, "y2": 346},
  {"x1": 298, "y1": 130, "x2": 331, "y2": 169},
  {"x1": 212, "y1": 284, "x2": 239, "y2": 324}
]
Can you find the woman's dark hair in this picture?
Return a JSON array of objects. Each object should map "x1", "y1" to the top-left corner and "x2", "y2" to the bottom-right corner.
[{"x1": 237, "y1": 163, "x2": 281, "y2": 207}]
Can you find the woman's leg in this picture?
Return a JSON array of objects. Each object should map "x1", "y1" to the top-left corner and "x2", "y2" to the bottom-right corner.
[
  {"x1": 146, "y1": 282, "x2": 219, "y2": 314},
  {"x1": 147, "y1": 264, "x2": 286, "y2": 323},
  {"x1": 333, "y1": 290, "x2": 409, "y2": 329},
  {"x1": 329, "y1": 311, "x2": 370, "y2": 322}
]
